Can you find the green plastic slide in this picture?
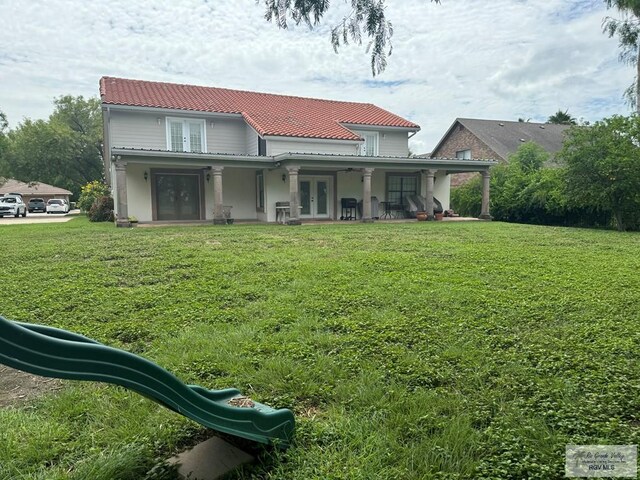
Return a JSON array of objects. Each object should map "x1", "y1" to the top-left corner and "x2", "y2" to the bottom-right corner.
[{"x1": 0, "y1": 316, "x2": 294, "y2": 447}]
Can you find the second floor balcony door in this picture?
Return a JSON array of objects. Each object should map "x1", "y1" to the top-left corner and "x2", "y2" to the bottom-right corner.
[{"x1": 300, "y1": 176, "x2": 332, "y2": 220}]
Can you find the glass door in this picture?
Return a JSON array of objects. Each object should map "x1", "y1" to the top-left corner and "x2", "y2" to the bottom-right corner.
[
  {"x1": 299, "y1": 176, "x2": 332, "y2": 219},
  {"x1": 155, "y1": 173, "x2": 202, "y2": 221}
]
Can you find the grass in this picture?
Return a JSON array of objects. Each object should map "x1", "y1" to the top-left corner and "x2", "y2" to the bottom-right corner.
[{"x1": 0, "y1": 218, "x2": 639, "y2": 479}]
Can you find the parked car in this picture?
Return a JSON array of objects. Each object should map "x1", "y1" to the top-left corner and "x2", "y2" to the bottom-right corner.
[
  {"x1": 0, "y1": 196, "x2": 27, "y2": 217},
  {"x1": 46, "y1": 199, "x2": 69, "y2": 214},
  {"x1": 28, "y1": 198, "x2": 47, "y2": 213}
]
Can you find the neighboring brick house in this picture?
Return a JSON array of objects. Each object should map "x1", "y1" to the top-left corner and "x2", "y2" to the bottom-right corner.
[{"x1": 429, "y1": 118, "x2": 571, "y2": 187}]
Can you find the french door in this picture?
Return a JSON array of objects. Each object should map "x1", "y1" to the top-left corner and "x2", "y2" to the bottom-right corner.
[
  {"x1": 300, "y1": 176, "x2": 332, "y2": 219},
  {"x1": 154, "y1": 172, "x2": 203, "y2": 221}
]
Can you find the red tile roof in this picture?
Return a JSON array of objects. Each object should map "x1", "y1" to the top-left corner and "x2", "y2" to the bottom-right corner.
[{"x1": 100, "y1": 77, "x2": 420, "y2": 141}]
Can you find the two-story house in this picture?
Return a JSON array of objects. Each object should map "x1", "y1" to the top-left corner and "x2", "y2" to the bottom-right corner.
[{"x1": 100, "y1": 77, "x2": 495, "y2": 225}]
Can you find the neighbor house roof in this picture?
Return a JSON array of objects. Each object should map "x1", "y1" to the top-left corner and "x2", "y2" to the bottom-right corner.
[
  {"x1": 0, "y1": 179, "x2": 72, "y2": 196},
  {"x1": 432, "y1": 118, "x2": 571, "y2": 161},
  {"x1": 99, "y1": 77, "x2": 420, "y2": 141}
]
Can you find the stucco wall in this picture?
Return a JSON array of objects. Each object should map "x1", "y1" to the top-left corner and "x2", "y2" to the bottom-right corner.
[{"x1": 126, "y1": 163, "x2": 153, "y2": 222}]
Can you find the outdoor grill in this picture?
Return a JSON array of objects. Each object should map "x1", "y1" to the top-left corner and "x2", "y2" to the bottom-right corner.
[{"x1": 340, "y1": 198, "x2": 357, "y2": 220}]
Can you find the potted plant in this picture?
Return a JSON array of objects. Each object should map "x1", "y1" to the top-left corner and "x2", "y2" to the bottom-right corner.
[{"x1": 416, "y1": 211, "x2": 428, "y2": 221}]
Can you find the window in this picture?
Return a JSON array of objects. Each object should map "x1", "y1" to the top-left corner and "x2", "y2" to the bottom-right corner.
[
  {"x1": 386, "y1": 174, "x2": 418, "y2": 206},
  {"x1": 256, "y1": 171, "x2": 265, "y2": 211},
  {"x1": 166, "y1": 118, "x2": 206, "y2": 153},
  {"x1": 258, "y1": 137, "x2": 267, "y2": 156},
  {"x1": 456, "y1": 149, "x2": 471, "y2": 160},
  {"x1": 354, "y1": 131, "x2": 379, "y2": 156}
]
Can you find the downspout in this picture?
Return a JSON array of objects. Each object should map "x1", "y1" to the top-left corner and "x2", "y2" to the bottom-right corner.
[
  {"x1": 102, "y1": 105, "x2": 112, "y2": 186},
  {"x1": 408, "y1": 130, "x2": 418, "y2": 139}
]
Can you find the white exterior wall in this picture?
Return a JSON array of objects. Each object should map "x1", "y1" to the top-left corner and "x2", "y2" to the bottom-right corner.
[
  {"x1": 126, "y1": 163, "x2": 153, "y2": 222},
  {"x1": 378, "y1": 131, "x2": 409, "y2": 157},
  {"x1": 434, "y1": 171, "x2": 451, "y2": 211},
  {"x1": 208, "y1": 118, "x2": 246, "y2": 154},
  {"x1": 246, "y1": 125, "x2": 259, "y2": 156},
  {"x1": 109, "y1": 110, "x2": 248, "y2": 155},
  {"x1": 267, "y1": 138, "x2": 359, "y2": 156},
  {"x1": 263, "y1": 169, "x2": 290, "y2": 222},
  {"x1": 213, "y1": 168, "x2": 258, "y2": 220},
  {"x1": 111, "y1": 111, "x2": 166, "y2": 150}
]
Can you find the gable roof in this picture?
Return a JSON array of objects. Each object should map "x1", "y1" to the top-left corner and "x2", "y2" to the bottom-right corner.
[
  {"x1": 0, "y1": 179, "x2": 72, "y2": 196},
  {"x1": 100, "y1": 77, "x2": 420, "y2": 141},
  {"x1": 432, "y1": 118, "x2": 571, "y2": 161}
]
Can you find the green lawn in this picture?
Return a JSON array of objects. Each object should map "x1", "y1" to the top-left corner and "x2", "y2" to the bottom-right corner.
[{"x1": 1, "y1": 218, "x2": 639, "y2": 479}]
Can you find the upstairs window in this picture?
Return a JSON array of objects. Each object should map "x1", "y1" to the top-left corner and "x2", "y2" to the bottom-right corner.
[
  {"x1": 456, "y1": 149, "x2": 471, "y2": 160},
  {"x1": 166, "y1": 118, "x2": 206, "y2": 153},
  {"x1": 355, "y1": 131, "x2": 379, "y2": 156}
]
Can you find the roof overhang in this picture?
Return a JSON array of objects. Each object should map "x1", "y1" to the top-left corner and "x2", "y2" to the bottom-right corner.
[
  {"x1": 339, "y1": 123, "x2": 421, "y2": 133},
  {"x1": 111, "y1": 148, "x2": 275, "y2": 168},
  {"x1": 102, "y1": 104, "x2": 244, "y2": 120},
  {"x1": 274, "y1": 153, "x2": 496, "y2": 172},
  {"x1": 111, "y1": 148, "x2": 497, "y2": 172}
]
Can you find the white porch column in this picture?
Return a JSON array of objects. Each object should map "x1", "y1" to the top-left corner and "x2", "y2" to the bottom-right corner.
[
  {"x1": 114, "y1": 161, "x2": 129, "y2": 227},
  {"x1": 425, "y1": 169, "x2": 436, "y2": 221},
  {"x1": 287, "y1": 166, "x2": 301, "y2": 225},
  {"x1": 361, "y1": 168, "x2": 374, "y2": 223},
  {"x1": 212, "y1": 166, "x2": 226, "y2": 225},
  {"x1": 480, "y1": 170, "x2": 492, "y2": 220}
]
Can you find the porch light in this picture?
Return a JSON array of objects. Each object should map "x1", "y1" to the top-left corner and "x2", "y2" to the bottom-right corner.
[
  {"x1": 206, "y1": 173, "x2": 211, "y2": 183},
  {"x1": 144, "y1": 171, "x2": 148, "y2": 182},
  {"x1": 282, "y1": 173, "x2": 286, "y2": 182}
]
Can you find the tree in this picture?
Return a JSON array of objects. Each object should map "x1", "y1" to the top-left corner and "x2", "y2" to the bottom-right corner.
[
  {"x1": 451, "y1": 142, "x2": 567, "y2": 225},
  {"x1": 6, "y1": 96, "x2": 103, "y2": 199},
  {"x1": 558, "y1": 115, "x2": 640, "y2": 231},
  {"x1": 547, "y1": 110, "x2": 577, "y2": 125},
  {"x1": 260, "y1": 0, "x2": 441, "y2": 76},
  {"x1": 0, "y1": 109, "x2": 9, "y2": 185},
  {"x1": 603, "y1": 0, "x2": 640, "y2": 112}
]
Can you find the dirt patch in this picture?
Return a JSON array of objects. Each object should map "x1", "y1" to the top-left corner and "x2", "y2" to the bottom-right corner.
[{"x1": 0, "y1": 365, "x2": 63, "y2": 408}]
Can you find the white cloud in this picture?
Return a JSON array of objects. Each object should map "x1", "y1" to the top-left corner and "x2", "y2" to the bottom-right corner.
[{"x1": 0, "y1": 0, "x2": 633, "y2": 154}]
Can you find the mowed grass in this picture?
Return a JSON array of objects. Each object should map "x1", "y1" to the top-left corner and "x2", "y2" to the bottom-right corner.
[{"x1": 0, "y1": 218, "x2": 639, "y2": 479}]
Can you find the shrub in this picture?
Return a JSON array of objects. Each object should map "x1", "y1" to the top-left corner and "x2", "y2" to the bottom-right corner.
[
  {"x1": 88, "y1": 195, "x2": 114, "y2": 222},
  {"x1": 78, "y1": 181, "x2": 110, "y2": 213}
]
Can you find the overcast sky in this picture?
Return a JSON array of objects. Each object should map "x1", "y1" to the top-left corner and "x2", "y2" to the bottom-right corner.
[{"x1": 0, "y1": 0, "x2": 634, "y2": 153}]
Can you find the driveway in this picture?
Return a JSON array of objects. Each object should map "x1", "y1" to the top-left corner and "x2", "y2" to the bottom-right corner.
[{"x1": 0, "y1": 210, "x2": 80, "y2": 225}]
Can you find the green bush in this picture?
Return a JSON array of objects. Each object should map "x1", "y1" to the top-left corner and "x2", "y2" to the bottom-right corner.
[
  {"x1": 450, "y1": 176, "x2": 482, "y2": 217},
  {"x1": 78, "y1": 181, "x2": 110, "y2": 213},
  {"x1": 88, "y1": 195, "x2": 114, "y2": 222},
  {"x1": 450, "y1": 142, "x2": 614, "y2": 228}
]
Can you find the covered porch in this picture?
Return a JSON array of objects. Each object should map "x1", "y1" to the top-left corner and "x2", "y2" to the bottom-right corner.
[{"x1": 110, "y1": 148, "x2": 496, "y2": 226}]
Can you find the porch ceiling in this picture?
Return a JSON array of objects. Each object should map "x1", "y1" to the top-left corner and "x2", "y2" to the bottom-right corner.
[{"x1": 111, "y1": 147, "x2": 498, "y2": 172}]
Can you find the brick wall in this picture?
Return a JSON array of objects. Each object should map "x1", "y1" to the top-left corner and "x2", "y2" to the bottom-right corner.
[{"x1": 431, "y1": 123, "x2": 502, "y2": 187}]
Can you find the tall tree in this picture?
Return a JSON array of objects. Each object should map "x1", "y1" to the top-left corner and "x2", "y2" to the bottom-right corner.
[
  {"x1": 6, "y1": 96, "x2": 103, "y2": 198},
  {"x1": 0, "y1": 109, "x2": 9, "y2": 184},
  {"x1": 547, "y1": 110, "x2": 577, "y2": 125},
  {"x1": 558, "y1": 115, "x2": 640, "y2": 231},
  {"x1": 603, "y1": 0, "x2": 640, "y2": 112},
  {"x1": 260, "y1": 0, "x2": 441, "y2": 76}
]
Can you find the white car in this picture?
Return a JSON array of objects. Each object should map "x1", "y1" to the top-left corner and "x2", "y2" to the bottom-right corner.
[
  {"x1": 46, "y1": 199, "x2": 69, "y2": 214},
  {"x1": 0, "y1": 195, "x2": 27, "y2": 218}
]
